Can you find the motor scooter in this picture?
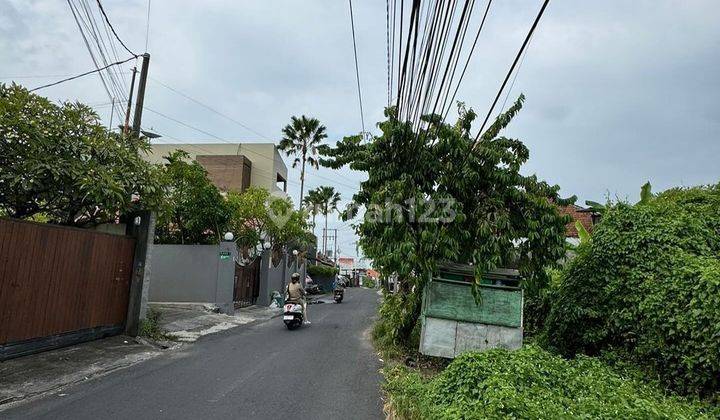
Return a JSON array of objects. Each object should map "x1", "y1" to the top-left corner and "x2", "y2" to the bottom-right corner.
[
  {"x1": 334, "y1": 288, "x2": 344, "y2": 303},
  {"x1": 283, "y1": 300, "x2": 304, "y2": 329}
]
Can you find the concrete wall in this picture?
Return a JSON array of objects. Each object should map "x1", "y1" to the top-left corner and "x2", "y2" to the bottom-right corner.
[
  {"x1": 256, "y1": 250, "x2": 306, "y2": 306},
  {"x1": 148, "y1": 242, "x2": 237, "y2": 314}
]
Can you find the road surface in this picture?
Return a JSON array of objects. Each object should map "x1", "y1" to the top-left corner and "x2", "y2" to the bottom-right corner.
[{"x1": 4, "y1": 288, "x2": 383, "y2": 419}]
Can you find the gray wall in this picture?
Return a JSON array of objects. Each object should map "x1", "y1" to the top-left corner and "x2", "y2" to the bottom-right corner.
[
  {"x1": 257, "y1": 250, "x2": 284, "y2": 306},
  {"x1": 256, "y1": 250, "x2": 307, "y2": 306},
  {"x1": 148, "y1": 242, "x2": 237, "y2": 314}
]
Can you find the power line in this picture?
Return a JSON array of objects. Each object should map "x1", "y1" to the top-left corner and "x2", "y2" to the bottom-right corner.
[
  {"x1": 143, "y1": 107, "x2": 360, "y2": 190},
  {"x1": 386, "y1": 0, "x2": 391, "y2": 107},
  {"x1": 95, "y1": 0, "x2": 138, "y2": 57},
  {"x1": 149, "y1": 77, "x2": 272, "y2": 140},
  {"x1": 147, "y1": 78, "x2": 364, "y2": 187},
  {"x1": 474, "y1": 0, "x2": 550, "y2": 143},
  {"x1": 29, "y1": 55, "x2": 136, "y2": 92},
  {"x1": 498, "y1": 32, "x2": 533, "y2": 115},
  {"x1": 145, "y1": 0, "x2": 152, "y2": 52},
  {"x1": 441, "y1": 0, "x2": 492, "y2": 120},
  {"x1": 67, "y1": 0, "x2": 115, "y2": 104},
  {"x1": 150, "y1": 77, "x2": 368, "y2": 188},
  {"x1": 348, "y1": 0, "x2": 366, "y2": 139},
  {"x1": 68, "y1": 0, "x2": 129, "y2": 118}
]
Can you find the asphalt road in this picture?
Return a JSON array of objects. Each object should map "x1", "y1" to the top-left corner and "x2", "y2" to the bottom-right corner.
[{"x1": 4, "y1": 288, "x2": 383, "y2": 420}]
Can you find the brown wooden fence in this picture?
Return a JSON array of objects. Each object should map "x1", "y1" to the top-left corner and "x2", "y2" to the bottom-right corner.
[
  {"x1": 234, "y1": 257, "x2": 260, "y2": 308},
  {"x1": 0, "y1": 218, "x2": 135, "y2": 358}
]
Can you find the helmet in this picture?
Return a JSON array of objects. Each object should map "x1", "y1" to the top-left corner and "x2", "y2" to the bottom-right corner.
[{"x1": 291, "y1": 272, "x2": 300, "y2": 282}]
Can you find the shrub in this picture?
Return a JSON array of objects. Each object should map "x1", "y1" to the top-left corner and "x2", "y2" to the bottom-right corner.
[
  {"x1": 543, "y1": 185, "x2": 720, "y2": 397},
  {"x1": 307, "y1": 264, "x2": 338, "y2": 278},
  {"x1": 384, "y1": 345, "x2": 717, "y2": 419}
]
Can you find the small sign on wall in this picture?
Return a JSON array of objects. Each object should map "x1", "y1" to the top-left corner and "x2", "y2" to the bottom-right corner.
[{"x1": 219, "y1": 251, "x2": 231, "y2": 260}]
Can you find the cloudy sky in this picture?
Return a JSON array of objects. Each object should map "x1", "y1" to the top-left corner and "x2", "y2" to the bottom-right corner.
[{"x1": 2, "y1": 1, "x2": 719, "y2": 258}]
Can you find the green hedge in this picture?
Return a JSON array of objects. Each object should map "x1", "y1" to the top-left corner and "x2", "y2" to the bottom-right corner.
[
  {"x1": 384, "y1": 345, "x2": 717, "y2": 419},
  {"x1": 543, "y1": 185, "x2": 720, "y2": 397},
  {"x1": 363, "y1": 277, "x2": 376, "y2": 288},
  {"x1": 307, "y1": 264, "x2": 339, "y2": 278}
]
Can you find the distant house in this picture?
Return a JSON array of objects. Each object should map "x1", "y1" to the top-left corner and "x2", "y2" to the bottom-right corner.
[
  {"x1": 338, "y1": 257, "x2": 354, "y2": 276},
  {"x1": 144, "y1": 143, "x2": 289, "y2": 197},
  {"x1": 557, "y1": 204, "x2": 600, "y2": 246}
]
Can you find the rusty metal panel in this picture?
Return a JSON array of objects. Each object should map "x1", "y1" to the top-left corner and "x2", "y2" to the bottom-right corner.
[
  {"x1": 234, "y1": 256, "x2": 260, "y2": 307},
  {"x1": 0, "y1": 218, "x2": 135, "y2": 346}
]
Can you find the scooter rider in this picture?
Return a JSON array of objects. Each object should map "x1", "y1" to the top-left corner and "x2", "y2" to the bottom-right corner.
[{"x1": 286, "y1": 273, "x2": 309, "y2": 324}]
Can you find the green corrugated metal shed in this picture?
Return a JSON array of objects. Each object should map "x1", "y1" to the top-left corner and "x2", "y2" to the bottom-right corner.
[{"x1": 419, "y1": 263, "x2": 524, "y2": 358}]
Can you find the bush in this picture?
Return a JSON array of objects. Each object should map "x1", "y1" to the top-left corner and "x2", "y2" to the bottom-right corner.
[
  {"x1": 307, "y1": 264, "x2": 338, "y2": 278},
  {"x1": 543, "y1": 185, "x2": 720, "y2": 397},
  {"x1": 384, "y1": 345, "x2": 717, "y2": 419},
  {"x1": 363, "y1": 277, "x2": 376, "y2": 288}
]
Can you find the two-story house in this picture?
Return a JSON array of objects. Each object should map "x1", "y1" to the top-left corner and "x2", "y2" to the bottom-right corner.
[{"x1": 144, "y1": 143, "x2": 288, "y2": 197}]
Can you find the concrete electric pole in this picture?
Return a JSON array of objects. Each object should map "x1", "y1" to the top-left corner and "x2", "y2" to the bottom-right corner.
[{"x1": 131, "y1": 53, "x2": 150, "y2": 136}]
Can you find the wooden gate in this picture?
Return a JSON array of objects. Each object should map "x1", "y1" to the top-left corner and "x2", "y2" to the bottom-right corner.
[
  {"x1": 0, "y1": 218, "x2": 135, "y2": 359},
  {"x1": 234, "y1": 256, "x2": 260, "y2": 308}
]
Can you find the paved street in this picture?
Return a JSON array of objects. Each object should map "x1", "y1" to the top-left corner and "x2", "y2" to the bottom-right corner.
[{"x1": 3, "y1": 288, "x2": 383, "y2": 420}]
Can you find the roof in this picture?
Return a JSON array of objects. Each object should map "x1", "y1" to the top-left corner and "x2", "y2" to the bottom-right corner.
[{"x1": 557, "y1": 204, "x2": 596, "y2": 237}]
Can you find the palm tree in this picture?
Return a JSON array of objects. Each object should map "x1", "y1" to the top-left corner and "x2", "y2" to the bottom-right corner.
[
  {"x1": 279, "y1": 115, "x2": 327, "y2": 209},
  {"x1": 315, "y1": 186, "x2": 341, "y2": 256},
  {"x1": 302, "y1": 189, "x2": 322, "y2": 236}
]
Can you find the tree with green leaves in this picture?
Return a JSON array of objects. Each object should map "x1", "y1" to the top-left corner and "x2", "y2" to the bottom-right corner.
[
  {"x1": 319, "y1": 96, "x2": 572, "y2": 345},
  {"x1": 312, "y1": 185, "x2": 341, "y2": 255},
  {"x1": 0, "y1": 83, "x2": 162, "y2": 227},
  {"x1": 279, "y1": 115, "x2": 327, "y2": 209},
  {"x1": 226, "y1": 186, "x2": 310, "y2": 253},
  {"x1": 154, "y1": 150, "x2": 232, "y2": 244}
]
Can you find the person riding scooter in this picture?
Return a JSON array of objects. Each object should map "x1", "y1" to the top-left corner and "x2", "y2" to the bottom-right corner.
[
  {"x1": 285, "y1": 273, "x2": 309, "y2": 324},
  {"x1": 333, "y1": 277, "x2": 345, "y2": 303}
]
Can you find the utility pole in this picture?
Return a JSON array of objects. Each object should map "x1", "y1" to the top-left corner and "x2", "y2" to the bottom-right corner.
[
  {"x1": 333, "y1": 229, "x2": 338, "y2": 265},
  {"x1": 322, "y1": 228, "x2": 327, "y2": 257},
  {"x1": 131, "y1": 53, "x2": 150, "y2": 136},
  {"x1": 123, "y1": 67, "x2": 137, "y2": 135},
  {"x1": 124, "y1": 53, "x2": 152, "y2": 337}
]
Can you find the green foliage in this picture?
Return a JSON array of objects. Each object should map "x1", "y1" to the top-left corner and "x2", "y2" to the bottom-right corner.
[
  {"x1": 307, "y1": 264, "x2": 339, "y2": 278},
  {"x1": 639, "y1": 181, "x2": 653, "y2": 204},
  {"x1": 522, "y1": 268, "x2": 561, "y2": 337},
  {"x1": 320, "y1": 97, "x2": 571, "y2": 345},
  {"x1": 0, "y1": 83, "x2": 162, "y2": 226},
  {"x1": 384, "y1": 345, "x2": 717, "y2": 420},
  {"x1": 544, "y1": 184, "x2": 720, "y2": 397},
  {"x1": 363, "y1": 277, "x2": 376, "y2": 288},
  {"x1": 154, "y1": 150, "x2": 232, "y2": 244},
  {"x1": 279, "y1": 115, "x2": 327, "y2": 207},
  {"x1": 138, "y1": 308, "x2": 175, "y2": 341},
  {"x1": 226, "y1": 186, "x2": 310, "y2": 251},
  {"x1": 575, "y1": 219, "x2": 591, "y2": 244},
  {"x1": 302, "y1": 188, "x2": 323, "y2": 232}
]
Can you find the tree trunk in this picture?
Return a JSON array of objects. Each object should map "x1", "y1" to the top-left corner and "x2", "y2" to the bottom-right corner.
[
  {"x1": 324, "y1": 206, "x2": 328, "y2": 256},
  {"x1": 299, "y1": 149, "x2": 306, "y2": 210}
]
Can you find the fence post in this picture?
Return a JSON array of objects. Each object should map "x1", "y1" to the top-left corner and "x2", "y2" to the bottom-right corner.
[
  {"x1": 125, "y1": 211, "x2": 155, "y2": 336},
  {"x1": 257, "y1": 249, "x2": 272, "y2": 306}
]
